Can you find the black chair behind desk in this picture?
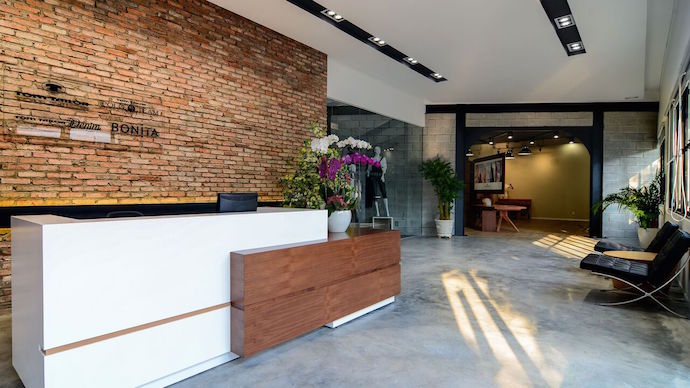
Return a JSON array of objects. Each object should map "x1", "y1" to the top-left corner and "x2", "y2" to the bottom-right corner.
[
  {"x1": 217, "y1": 193, "x2": 258, "y2": 213},
  {"x1": 106, "y1": 210, "x2": 144, "y2": 218}
]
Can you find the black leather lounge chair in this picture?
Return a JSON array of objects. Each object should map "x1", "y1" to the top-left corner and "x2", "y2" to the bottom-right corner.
[
  {"x1": 594, "y1": 221, "x2": 679, "y2": 253},
  {"x1": 580, "y1": 229, "x2": 690, "y2": 318}
]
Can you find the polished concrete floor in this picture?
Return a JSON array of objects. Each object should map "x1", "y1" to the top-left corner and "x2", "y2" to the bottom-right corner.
[{"x1": 2, "y1": 231, "x2": 690, "y2": 387}]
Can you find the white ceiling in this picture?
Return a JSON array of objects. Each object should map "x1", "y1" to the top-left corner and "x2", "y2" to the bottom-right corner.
[{"x1": 212, "y1": 0, "x2": 673, "y2": 105}]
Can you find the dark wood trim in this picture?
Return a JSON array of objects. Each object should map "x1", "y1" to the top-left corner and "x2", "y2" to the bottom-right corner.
[
  {"x1": 590, "y1": 111, "x2": 605, "y2": 237},
  {"x1": 455, "y1": 108, "x2": 466, "y2": 236}
]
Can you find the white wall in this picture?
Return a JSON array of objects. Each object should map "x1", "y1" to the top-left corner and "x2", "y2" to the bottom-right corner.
[
  {"x1": 659, "y1": 0, "x2": 690, "y2": 303},
  {"x1": 328, "y1": 59, "x2": 426, "y2": 127},
  {"x1": 659, "y1": 0, "x2": 690, "y2": 118}
]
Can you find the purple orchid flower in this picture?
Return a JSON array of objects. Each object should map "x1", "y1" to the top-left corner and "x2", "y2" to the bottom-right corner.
[
  {"x1": 318, "y1": 156, "x2": 328, "y2": 179},
  {"x1": 327, "y1": 158, "x2": 341, "y2": 180}
]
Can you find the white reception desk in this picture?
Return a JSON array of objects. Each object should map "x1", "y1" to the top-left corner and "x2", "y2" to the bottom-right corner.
[{"x1": 11, "y1": 208, "x2": 328, "y2": 388}]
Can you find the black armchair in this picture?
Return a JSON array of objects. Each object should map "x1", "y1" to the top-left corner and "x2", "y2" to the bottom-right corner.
[
  {"x1": 580, "y1": 229, "x2": 690, "y2": 318},
  {"x1": 593, "y1": 221, "x2": 679, "y2": 253}
]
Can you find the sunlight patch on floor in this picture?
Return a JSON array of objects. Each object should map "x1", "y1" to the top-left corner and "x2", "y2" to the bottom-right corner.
[
  {"x1": 442, "y1": 270, "x2": 564, "y2": 387},
  {"x1": 532, "y1": 234, "x2": 596, "y2": 259}
]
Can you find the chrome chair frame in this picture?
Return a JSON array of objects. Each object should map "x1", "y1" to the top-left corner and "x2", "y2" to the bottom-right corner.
[{"x1": 592, "y1": 253, "x2": 690, "y2": 319}]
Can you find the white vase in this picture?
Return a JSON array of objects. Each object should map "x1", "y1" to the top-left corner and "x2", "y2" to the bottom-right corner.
[
  {"x1": 435, "y1": 219, "x2": 454, "y2": 238},
  {"x1": 638, "y1": 227, "x2": 659, "y2": 249},
  {"x1": 328, "y1": 210, "x2": 352, "y2": 233}
]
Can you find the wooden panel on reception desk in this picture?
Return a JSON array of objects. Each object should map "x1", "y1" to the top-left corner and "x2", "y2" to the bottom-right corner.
[{"x1": 230, "y1": 227, "x2": 401, "y2": 357}]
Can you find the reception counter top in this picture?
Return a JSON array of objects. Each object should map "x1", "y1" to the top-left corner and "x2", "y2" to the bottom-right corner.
[{"x1": 12, "y1": 208, "x2": 328, "y2": 388}]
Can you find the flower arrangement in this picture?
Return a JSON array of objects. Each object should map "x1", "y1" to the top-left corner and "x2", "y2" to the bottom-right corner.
[
  {"x1": 337, "y1": 136, "x2": 371, "y2": 150},
  {"x1": 282, "y1": 122, "x2": 369, "y2": 215},
  {"x1": 341, "y1": 152, "x2": 380, "y2": 168}
]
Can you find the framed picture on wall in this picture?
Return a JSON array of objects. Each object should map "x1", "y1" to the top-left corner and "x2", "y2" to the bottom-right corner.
[{"x1": 473, "y1": 154, "x2": 505, "y2": 193}]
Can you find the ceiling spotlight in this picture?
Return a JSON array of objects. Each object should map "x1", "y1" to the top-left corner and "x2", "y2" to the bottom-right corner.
[
  {"x1": 507, "y1": 131, "x2": 513, "y2": 140},
  {"x1": 505, "y1": 149, "x2": 515, "y2": 159},
  {"x1": 529, "y1": 139, "x2": 535, "y2": 145},
  {"x1": 489, "y1": 138, "x2": 494, "y2": 145},
  {"x1": 567, "y1": 41, "x2": 584, "y2": 53},
  {"x1": 465, "y1": 148, "x2": 474, "y2": 157},
  {"x1": 553, "y1": 131, "x2": 560, "y2": 139},
  {"x1": 321, "y1": 9, "x2": 345, "y2": 22},
  {"x1": 431, "y1": 73, "x2": 444, "y2": 79},
  {"x1": 555, "y1": 14, "x2": 575, "y2": 29},
  {"x1": 368, "y1": 36, "x2": 386, "y2": 47},
  {"x1": 404, "y1": 57, "x2": 418, "y2": 65},
  {"x1": 569, "y1": 137, "x2": 575, "y2": 144},
  {"x1": 518, "y1": 145, "x2": 532, "y2": 156}
]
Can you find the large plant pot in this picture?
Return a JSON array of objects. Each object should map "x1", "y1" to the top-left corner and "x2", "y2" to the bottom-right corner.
[
  {"x1": 435, "y1": 219, "x2": 454, "y2": 238},
  {"x1": 328, "y1": 210, "x2": 352, "y2": 233},
  {"x1": 638, "y1": 227, "x2": 659, "y2": 249}
]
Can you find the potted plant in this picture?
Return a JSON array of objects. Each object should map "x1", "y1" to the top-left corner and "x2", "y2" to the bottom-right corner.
[
  {"x1": 419, "y1": 157, "x2": 464, "y2": 238},
  {"x1": 594, "y1": 172, "x2": 663, "y2": 248},
  {"x1": 282, "y1": 123, "x2": 376, "y2": 232}
]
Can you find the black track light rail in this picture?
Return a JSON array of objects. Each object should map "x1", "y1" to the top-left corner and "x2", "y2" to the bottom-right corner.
[{"x1": 286, "y1": 0, "x2": 447, "y2": 82}]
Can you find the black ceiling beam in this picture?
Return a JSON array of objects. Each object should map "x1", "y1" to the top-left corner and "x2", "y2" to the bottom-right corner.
[
  {"x1": 426, "y1": 102, "x2": 659, "y2": 114},
  {"x1": 540, "y1": 0, "x2": 586, "y2": 56},
  {"x1": 286, "y1": 0, "x2": 446, "y2": 82}
]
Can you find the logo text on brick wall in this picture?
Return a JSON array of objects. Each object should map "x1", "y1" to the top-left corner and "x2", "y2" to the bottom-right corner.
[
  {"x1": 99, "y1": 99, "x2": 161, "y2": 116},
  {"x1": 15, "y1": 91, "x2": 89, "y2": 109},
  {"x1": 111, "y1": 122, "x2": 159, "y2": 138}
]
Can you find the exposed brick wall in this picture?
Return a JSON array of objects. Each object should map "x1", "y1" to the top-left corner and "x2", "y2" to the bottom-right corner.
[
  {"x1": 0, "y1": 0, "x2": 327, "y2": 206},
  {"x1": 0, "y1": 0, "x2": 326, "y2": 311}
]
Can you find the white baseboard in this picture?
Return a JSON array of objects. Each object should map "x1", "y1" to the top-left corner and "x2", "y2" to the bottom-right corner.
[
  {"x1": 141, "y1": 352, "x2": 238, "y2": 388},
  {"x1": 325, "y1": 297, "x2": 395, "y2": 328},
  {"x1": 531, "y1": 217, "x2": 589, "y2": 222}
]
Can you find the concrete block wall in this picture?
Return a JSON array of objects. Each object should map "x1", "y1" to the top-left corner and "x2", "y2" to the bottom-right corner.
[
  {"x1": 602, "y1": 111, "x2": 659, "y2": 244},
  {"x1": 423, "y1": 113, "x2": 456, "y2": 236},
  {"x1": 331, "y1": 113, "x2": 424, "y2": 236},
  {"x1": 466, "y1": 112, "x2": 593, "y2": 127}
]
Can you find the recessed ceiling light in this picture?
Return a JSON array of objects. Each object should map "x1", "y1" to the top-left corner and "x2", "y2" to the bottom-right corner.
[
  {"x1": 404, "y1": 57, "x2": 418, "y2": 65},
  {"x1": 431, "y1": 73, "x2": 443, "y2": 79},
  {"x1": 368, "y1": 36, "x2": 387, "y2": 46},
  {"x1": 321, "y1": 9, "x2": 344, "y2": 22},
  {"x1": 567, "y1": 41, "x2": 584, "y2": 52},
  {"x1": 554, "y1": 14, "x2": 575, "y2": 29}
]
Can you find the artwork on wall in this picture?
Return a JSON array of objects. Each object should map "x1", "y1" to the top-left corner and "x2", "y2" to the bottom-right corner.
[{"x1": 473, "y1": 154, "x2": 505, "y2": 193}]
